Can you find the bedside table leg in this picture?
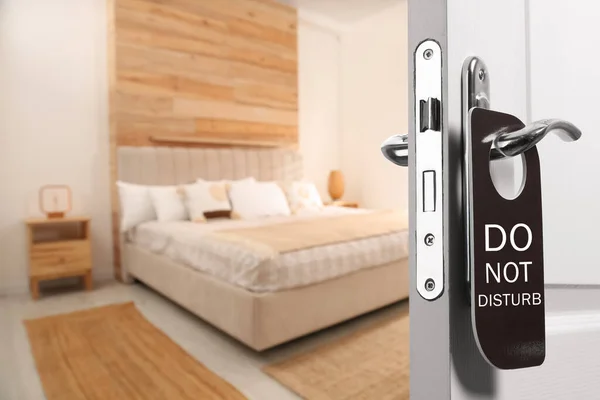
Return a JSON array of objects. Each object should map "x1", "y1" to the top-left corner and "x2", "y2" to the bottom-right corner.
[
  {"x1": 30, "y1": 278, "x2": 39, "y2": 300},
  {"x1": 84, "y1": 271, "x2": 93, "y2": 291}
]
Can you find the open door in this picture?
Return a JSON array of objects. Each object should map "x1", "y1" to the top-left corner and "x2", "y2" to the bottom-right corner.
[{"x1": 383, "y1": 0, "x2": 600, "y2": 398}]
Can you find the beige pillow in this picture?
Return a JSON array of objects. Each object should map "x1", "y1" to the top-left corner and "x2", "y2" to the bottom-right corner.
[
  {"x1": 181, "y1": 181, "x2": 231, "y2": 223},
  {"x1": 284, "y1": 181, "x2": 324, "y2": 214}
]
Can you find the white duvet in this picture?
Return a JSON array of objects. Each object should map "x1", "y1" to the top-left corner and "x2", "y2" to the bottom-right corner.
[{"x1": 128, "y1": 207, "x2": 409, "y2": 292}]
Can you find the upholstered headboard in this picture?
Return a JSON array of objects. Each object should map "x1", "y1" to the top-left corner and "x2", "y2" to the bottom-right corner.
[{"x1": 117, "y1": 146, "x2": 304, "y2": 185}]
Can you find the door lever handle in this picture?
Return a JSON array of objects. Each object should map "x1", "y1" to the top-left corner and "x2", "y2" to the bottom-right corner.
[
  {"x1": 490, "y1": 118, "x2": 582, "y2": 160},
  {"x1": 380, "y1": 133, "x2": 408, "y2": 166},
  {"x1": 381, "y1": 119, "x2": 582, "y2": 165}
]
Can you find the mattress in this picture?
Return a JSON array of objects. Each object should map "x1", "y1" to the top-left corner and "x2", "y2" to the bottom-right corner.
[{"x1": 128, "y1": 207, "x2": 409, "y2": 292}]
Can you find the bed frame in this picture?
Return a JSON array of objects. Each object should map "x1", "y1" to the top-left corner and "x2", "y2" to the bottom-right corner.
[{"x1": 118, "y1": 146, "x2": 409, "y2": 351}]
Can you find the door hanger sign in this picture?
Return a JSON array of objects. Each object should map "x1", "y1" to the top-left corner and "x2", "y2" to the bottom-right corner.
[{"x1": 467, "y1": 108, "x2": 545, "y2": 370}]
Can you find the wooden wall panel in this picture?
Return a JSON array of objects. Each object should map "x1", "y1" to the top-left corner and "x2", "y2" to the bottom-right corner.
[{"x1": 108, "y1": 0, "x2": 298, "y2": 279}]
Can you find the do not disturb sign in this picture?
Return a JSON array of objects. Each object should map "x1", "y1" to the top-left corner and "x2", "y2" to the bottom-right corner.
[
  {"x1": 479, "y1": 223, "x2": 542, "y2": 308},
  {"x1": 467, "y1": 108, "x2": 545, "y2": 370}
]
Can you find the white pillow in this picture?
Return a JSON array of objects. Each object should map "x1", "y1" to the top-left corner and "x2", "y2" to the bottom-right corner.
[
  {"x1": 182, "y1": 181, "x2": 232, "y2": 223},
  {"x1": 229, "y1": 180, "x2": 291, "y2": 219},
  {"x1": 116, "y1": 181, "x2": 156, "y2": 232},
  {"x1": 148, "y1": 185, "x2": 188, "y2": 222},
  {"x1": 284, "y1": 181, "x2": 324, "y2": 214}
]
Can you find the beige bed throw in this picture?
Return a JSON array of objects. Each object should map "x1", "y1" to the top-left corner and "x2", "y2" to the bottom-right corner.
[{"x1": 210, "y1": 209, "x2": 408, "y2": 255}]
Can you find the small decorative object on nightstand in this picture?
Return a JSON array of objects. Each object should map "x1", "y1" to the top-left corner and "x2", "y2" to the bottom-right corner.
[
  {"x1": 325, "y1": 200, "x2": 359, "y2": 208},
  {"x1": 25, "y1": 216, "x2": 92, "y2": 300},
  {"x1": 39, "y1": 185, "x2": 72, "y2": 219},
  {"x1": 327, "y1": 170, "x2": 345, "y2": 201}
]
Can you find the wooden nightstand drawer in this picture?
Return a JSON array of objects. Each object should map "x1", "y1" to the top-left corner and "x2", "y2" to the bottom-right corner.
[
  {"x1": 25, "y1": 216, "x2": 93, "y2": 299},
  {"x1": 30, "y1": 241, "x2": 91, "y2": 270}
]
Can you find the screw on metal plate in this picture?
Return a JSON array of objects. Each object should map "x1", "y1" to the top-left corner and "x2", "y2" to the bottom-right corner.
[
  {"x1": 424, "y1": 233, "x2": 435, "y2": 246},
  {"x1": 425, "y1": 279, "x2": 435, "y2": 292},
  {"x1": 423, "y1": 49, "x2": 434, "y2": 60},
  {"x1": 478, "y1": 68, "x2": 486, "y2": 81}
]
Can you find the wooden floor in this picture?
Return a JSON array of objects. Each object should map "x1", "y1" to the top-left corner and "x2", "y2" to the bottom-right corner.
[{"x1": 0, "y1": 281, "x2": 408, "y2": 400}]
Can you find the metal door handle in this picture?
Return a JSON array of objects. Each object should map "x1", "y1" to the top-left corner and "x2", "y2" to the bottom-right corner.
[
  {"x1": 381, "y1": 133, "x2": 408, "y2": 166},
  {"x1": 381, "y1": 119, "x2": 581, "y2": 166},
  {"x1": 491, "y1": 119, "x2": 582, "y2": 160},
  {"x1": 381, "y1": 118, "x2": 581, "y2": 167}
]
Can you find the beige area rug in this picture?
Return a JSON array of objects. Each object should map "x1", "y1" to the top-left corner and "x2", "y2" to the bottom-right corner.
[
  {"x1": 24, "y1": 302, "x2": 246, "y2": 400},
  {"x1": 264, "y1": 309, "x2": 410, "y2": 400}
]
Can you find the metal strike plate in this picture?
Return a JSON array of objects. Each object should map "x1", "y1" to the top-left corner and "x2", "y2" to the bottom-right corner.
[
  {"x1": 462, "y1": 56, "x2": 490, "y2": 297},
  {"x1": 415, "y1": 40, "x2": 444, "y2": 300}
]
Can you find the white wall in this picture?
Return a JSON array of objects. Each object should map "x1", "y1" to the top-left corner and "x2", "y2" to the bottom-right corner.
[
  {"x1": 298, "y1": 3, "x2": 410, "y2": 210},
  {"x1": 0, "y1": 0, "x2": 113, "y2": 294},
  {"x1": 528, "y1": 0, "x2": 600, "y2": 285},
  {"x1": 339, "y1": 1, "x2": 409, "y2": 210},
  {"x1": 297, "y1": 11, "x2": 342, "y2": 200}
]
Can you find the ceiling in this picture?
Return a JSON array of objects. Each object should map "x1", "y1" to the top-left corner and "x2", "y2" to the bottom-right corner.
[{"x1": 280, "y1": 0, "x2": 402, "y2": 25}]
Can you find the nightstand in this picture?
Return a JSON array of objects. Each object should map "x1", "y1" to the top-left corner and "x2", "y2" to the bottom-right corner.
[
  {"x1": 25, "y1": 216, "x2": 92, "y2": 300},
  {"x1": 325, "y1": 200, "x2": 359, "y2": 208}
]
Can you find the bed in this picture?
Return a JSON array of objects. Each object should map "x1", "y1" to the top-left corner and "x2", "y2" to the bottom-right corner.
[{"x1": 118, "y1": 146, "x2": 409, "y2": 351}]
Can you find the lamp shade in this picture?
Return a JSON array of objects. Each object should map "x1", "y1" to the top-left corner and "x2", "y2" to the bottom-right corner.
[{"x1": 327, "y1": 170, "x2": 345, "y2": 201}]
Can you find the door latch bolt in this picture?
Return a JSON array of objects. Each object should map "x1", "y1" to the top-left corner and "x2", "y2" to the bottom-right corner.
[{"x1": 420, "y1": 97, "x2": 441, "y2": 132}]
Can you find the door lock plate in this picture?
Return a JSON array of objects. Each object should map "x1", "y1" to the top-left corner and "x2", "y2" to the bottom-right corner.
[{"x1": 415, "y1": 40, "x2": 444, "y2": 301}]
